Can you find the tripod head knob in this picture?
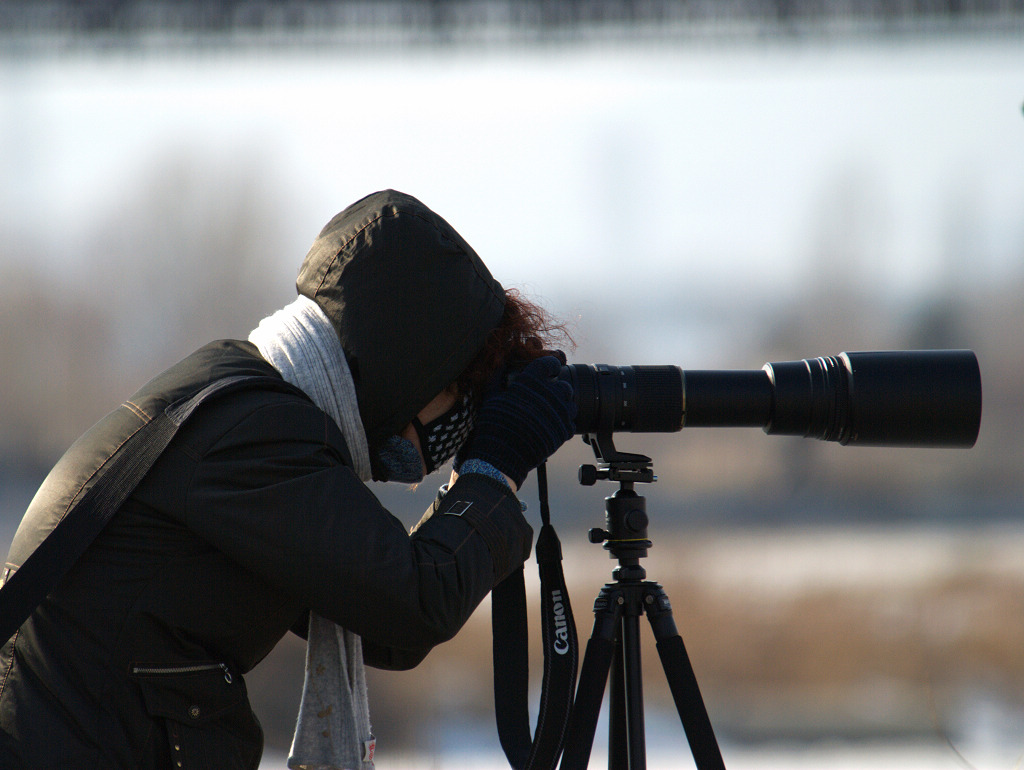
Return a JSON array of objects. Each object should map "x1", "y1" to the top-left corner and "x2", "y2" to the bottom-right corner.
[{"x1": 625, "y1": 509, "x2": 649, "y2": 534}]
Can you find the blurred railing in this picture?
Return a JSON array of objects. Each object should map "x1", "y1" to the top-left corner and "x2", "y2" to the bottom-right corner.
[{"x1": 2, "y1": 0, "x2": 1023, "y2": 50}]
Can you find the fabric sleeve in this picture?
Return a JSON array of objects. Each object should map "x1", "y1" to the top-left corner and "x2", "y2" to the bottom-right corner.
[{"x1": 182, "y1": 398, "x2": 533, "y2": 653}]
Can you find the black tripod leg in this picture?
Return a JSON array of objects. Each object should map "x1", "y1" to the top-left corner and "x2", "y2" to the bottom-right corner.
[
  {"x1": 559, "y1": 588, "x2": 622, "y2": 770},
  {"x1": 608, "y1": 635, "x2": 627, "y2": 769},
  {"x1": 645, "y1": 587, "x2": 727, "y2": 770},
  {"x1": 614, "y1": 610, "x2": 646, "y2": 770}
]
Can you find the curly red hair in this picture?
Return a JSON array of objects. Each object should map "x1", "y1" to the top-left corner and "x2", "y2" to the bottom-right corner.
[{"x1": 455, "y1": 289, "x2": 573, "y2": 396}]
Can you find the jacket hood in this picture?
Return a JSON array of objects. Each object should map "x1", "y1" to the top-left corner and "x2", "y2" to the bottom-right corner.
[{"x1": 296, "y1": 190, "x2": 506, "y2": 452}]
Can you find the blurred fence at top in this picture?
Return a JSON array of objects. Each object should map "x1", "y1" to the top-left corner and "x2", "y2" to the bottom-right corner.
[{"x1": 1, "y1": 0, "x2": 1023, "y2": 51}]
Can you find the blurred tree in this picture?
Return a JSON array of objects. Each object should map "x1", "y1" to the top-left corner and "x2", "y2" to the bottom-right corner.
[
  {"x1": 0, "y1": 147, "x2": 296, "y2": 467},
  {"x1": 83, "y1": 146, "x2": 296, "y2": 391},
  {"x1": 0, "y1": 258, "x2": 113, "y2": 464}
]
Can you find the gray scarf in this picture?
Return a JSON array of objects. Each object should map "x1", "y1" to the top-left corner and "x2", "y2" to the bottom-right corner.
[{"x1": 249, "y1": 295, "x2": 375, "y2": 770}]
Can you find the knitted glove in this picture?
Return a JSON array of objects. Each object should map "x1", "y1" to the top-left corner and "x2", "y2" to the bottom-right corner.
[{"x1": 456, "y1": 355, "x2": 577, "y2": 489}]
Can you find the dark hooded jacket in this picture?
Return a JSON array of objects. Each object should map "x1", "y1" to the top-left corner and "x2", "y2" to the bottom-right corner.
[{"x1": 0, "y1": 191, "x2": 532, "y2": 769}]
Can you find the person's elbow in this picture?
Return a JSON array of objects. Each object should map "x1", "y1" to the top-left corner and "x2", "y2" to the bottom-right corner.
[{"x1": 370, "y1": 577, "x2": 485, "y2": 652}]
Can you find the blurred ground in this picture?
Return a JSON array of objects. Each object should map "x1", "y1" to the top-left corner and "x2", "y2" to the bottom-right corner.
[{"x1": 246, "y1": 525, "x2": 1024, "y2": 758}]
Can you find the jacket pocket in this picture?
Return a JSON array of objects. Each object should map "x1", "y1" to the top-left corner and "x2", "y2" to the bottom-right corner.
[{"x1": 131, "y1": 662, "x2": 262, "y2": 770}]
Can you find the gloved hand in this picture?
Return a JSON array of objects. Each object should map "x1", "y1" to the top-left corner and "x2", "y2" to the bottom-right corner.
[{"x1": 456, "y1": 355, "x2": 576, "y2": 489}]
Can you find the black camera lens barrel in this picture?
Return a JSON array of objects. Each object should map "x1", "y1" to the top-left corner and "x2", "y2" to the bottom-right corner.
[
  {"x1": 769, "y1": 350, "x2": 981, "y2": 447},
  {"x1": 560, "y1": 350, "x2": 981, "y2": 448},
  {"x1": 562, "y1": 363, "x2": 684, "y2": 435}
]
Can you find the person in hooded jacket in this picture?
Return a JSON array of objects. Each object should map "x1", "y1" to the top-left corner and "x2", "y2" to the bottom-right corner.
[{"x1": 0, "y1": 190, "x2": 577, "y2": 769}]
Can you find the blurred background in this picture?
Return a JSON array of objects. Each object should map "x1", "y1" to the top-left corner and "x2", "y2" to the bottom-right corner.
[{"x1": 1, "y1": 1, "x2": 1023, "y2": 767}]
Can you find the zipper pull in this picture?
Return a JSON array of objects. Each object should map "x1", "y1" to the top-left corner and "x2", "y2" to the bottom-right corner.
[{"x1": 220, "y1": 663, "x2": 233, "y2": 684}]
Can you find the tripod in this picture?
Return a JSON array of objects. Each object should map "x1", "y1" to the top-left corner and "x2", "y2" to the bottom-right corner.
[{"x1": 558, "y1": 433, "x2": 727, "y2": 770}]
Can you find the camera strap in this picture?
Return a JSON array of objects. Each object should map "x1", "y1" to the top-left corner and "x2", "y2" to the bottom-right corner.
[{"x1": 492, "y1": 463, "x2": 579, "y2": 770}]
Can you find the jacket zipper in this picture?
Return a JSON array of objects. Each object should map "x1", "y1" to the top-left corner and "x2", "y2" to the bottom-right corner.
[{"x1": 131, "y1": 662, "x2": 233, "y2": 684}]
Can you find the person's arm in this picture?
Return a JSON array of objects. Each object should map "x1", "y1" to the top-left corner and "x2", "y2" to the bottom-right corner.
[{"x1": 184, "y1": 396, "x2": 532, "y2": 653}]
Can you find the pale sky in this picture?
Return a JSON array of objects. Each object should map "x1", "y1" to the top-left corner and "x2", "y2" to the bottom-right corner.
[{"x1": 2, "y1": 35, "x2": 1022, "y2": 308}]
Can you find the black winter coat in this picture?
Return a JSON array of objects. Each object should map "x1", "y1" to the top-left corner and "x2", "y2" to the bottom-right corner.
[{"x1": 0, "y1": 340, "x2": 531, "y2": 769}]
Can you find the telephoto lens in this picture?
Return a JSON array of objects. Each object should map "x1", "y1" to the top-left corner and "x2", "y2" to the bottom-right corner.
[{"x1": 561, "y1": 350, "x2": 981, "y2": 448}]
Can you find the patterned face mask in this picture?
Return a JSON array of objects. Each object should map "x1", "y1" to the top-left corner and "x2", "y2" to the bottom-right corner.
[{"x1": 411, "y1": 393, "x2": 476, "y2": 475}]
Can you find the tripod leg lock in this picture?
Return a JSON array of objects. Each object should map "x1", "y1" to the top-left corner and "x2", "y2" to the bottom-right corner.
[
  {"x1": 591, "y1": 588, "x2": 625, "y2": 641},
  {"x1": 642, "y1": 584, "x2": 680, "y2": 641}
]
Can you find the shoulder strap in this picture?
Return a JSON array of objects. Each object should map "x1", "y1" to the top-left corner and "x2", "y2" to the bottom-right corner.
[
  {"x1": 492, "y1": 463, "x2": 579, "y2": 770},
  {"x1": 0, "y1": 374, "x2": 293, "y2": 643}
]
